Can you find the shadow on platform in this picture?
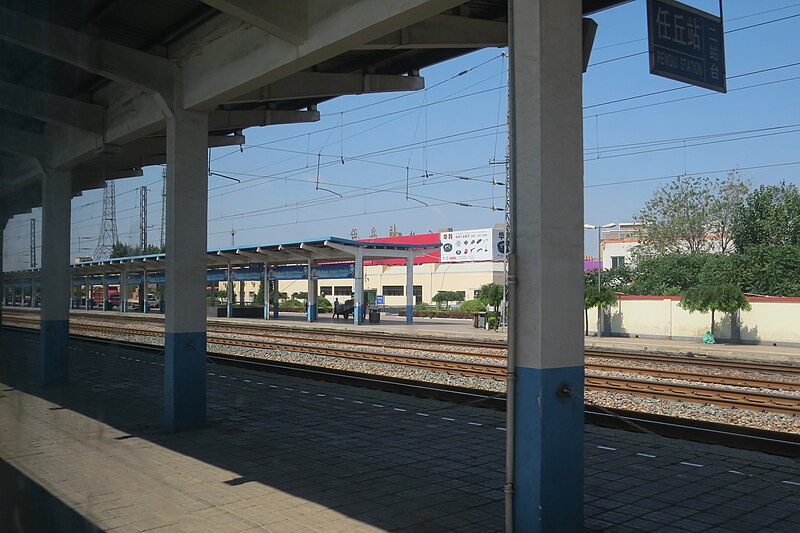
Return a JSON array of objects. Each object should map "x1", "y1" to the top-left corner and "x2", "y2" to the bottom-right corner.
[{"x1": 0, "y1": 328, "x2": 504, "y2": 531}]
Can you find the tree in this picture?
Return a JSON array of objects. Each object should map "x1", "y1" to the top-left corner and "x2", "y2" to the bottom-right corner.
[
  {"x1": 477, "y1": 283, "x2": 504, "y2": 308},
  {"x1": 627, "y1": 253, "x2": 711, "y2": 295},
  {"x1": 634, "y1": 174, "x2": 748, "y2": 256},
  {"x1": 291, "y1": 291, "x2": 308, "y2": 301},
  {"x1": 735, "y1": 245, "x2": 800, "y2": 297},
  {"x1": 110, "y1": 242, "x2": 164, "y2": 258},
  {"x1": 432, "y1": 290, "x2": 464, "y2": 310},
  {"x1": 708, "y1": 172, "x2": 750, "y2": 253},
  {"x1": 679, "y1": 283, "x2": 751, "y2": 337},
  {"x1": 584, "y1": 271, "x2": 617, "y2": 335},
  {"x1": 143, "y1": 244, "x2": 165, "y2": 255},
  {"x1": 110, "y1": 242, "x2": 135, "y2": 258},
  {"x1": 732, "y1": 182, "x2": 800, "y2": 252}
]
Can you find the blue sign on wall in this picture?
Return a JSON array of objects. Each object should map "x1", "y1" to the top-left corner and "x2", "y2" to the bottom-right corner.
[
  {"x1": 271, "y1": 265, "x2": 308, "y2": 280},
  {"x1": 647, "y1": 0, "x2": 726, "y2": 93},
  {"x1": 376, "y1": 295, "x2": 385, "y2": 305},
  {"x1": 312, "y1": 263, "x2": 355, "y2": 280}
]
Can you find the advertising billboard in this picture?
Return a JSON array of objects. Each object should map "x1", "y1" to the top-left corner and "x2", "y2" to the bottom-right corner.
[{"x1": 440, "y1": 228, "x2": 504, "y2": 263}]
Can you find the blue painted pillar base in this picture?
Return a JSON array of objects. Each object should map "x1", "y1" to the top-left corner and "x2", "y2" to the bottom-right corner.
[
  {"x1": 354, "y1": 305, "x2": 362, "y2": 325},
  {"x1": 40, "y1": 320, "x2": 69, "y2": 386},
  {"x1": 307, "y1": 304, "x2": 317, "y2": 322},
  {"x1": 513, "y1": 365, "x2": 584, "y2": 532},
  {"x1": 227, "y1": 303, "x2": 233, "y2": 318},
  {"x1": 164, "y1": 331, "x2": 207, "y2": 432},
  {"x1": 263, "y1": 304, "x2": 269, "y2": 320},
  {"x1": 406, "y1": 305, "x2": 414, "y2": 325}
]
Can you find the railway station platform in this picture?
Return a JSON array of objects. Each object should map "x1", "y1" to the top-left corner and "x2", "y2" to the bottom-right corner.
[{"x1": 1, "y1": 327, "x2": 799, "y2": 532}]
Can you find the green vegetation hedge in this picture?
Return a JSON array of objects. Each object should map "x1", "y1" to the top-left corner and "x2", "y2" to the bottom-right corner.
[{"x1": 460, "y1": 299, "x2": 487, "y2": 313}]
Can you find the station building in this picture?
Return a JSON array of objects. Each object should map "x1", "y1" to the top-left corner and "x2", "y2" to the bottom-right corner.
[{"x1": 600, "y1": 222, "x2": 726, "y2": 269}]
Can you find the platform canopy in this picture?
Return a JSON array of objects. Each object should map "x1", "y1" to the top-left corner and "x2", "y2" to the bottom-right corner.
[
  {"x1": 0, "y1": 0, "x2": 627, "y2": 222},
  {"x1": 2, "y1": 237, "x2": 440, "y2": 279}
]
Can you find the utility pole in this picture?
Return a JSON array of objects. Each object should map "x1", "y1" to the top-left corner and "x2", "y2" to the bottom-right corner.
[
  {"x1": 230, "y1": 227, "x2": 235, "y2": 247},
  {"x1": 30, "y1": 218, "x2": 36, "y2": 268},
  {"x1": 160, "y1": 167, "x2": 166, "y2": 249},
  {"x1": 95, "y1": 181, "x2": 119, "y2": 258},
  {"x1": 351, "y1": 228, "x2": 359, "y2": 239},
  {"x1": 139, "y1": 186, "x2": 148, "y2": 253}
]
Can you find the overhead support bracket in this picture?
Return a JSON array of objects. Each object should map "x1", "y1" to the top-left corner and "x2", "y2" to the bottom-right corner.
[
  {"x1": 209, "y1": 109, "x2": 319, "y2": 130},
  {"x1": 357, "y1": 14, "x2": 508, "y2": 50},
  {"x1": 227, "y1": 72, "x2": 424, "y2": 104},
  {"x1": 0, "y1": 81, "x2": 105, "y2": 135},
  {"x1": 0, "y1": 7, "x2": 174, "y2": 115},
  {"x1": 200, "y1": 0, "x2": 308, "y2": 45}
]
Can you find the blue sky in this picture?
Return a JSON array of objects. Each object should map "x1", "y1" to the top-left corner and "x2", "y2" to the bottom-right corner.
[{"x1": 4, "y1": 0, "x2": 800, "y2": 270}]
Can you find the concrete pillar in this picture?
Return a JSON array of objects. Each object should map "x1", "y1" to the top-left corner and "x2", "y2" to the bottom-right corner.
[
  {"x1": 32, "y1": 278, "x2": 38, "y2": 307},
  {"x1": 85, "y1": 276, "x2": 90, "y2": 310},
  {"x1": 142, "y1": 270, "x2": 149, "y2": 313},
  {"x1": 121, "y1": 268, "x2": 128, "y2": 313},
  {"x1": 138, "y1": 274, "x2": 146, "y2": 313},
  {"x1": 263, "y1": 263, "x2": 270, "y2": 320},
  {"x1": 226, "y1": 263, "x2": 233, "y2": 318},
  {"x1": 238, "y1": 280, "x2": 244, "y2": 308},
  {"x1": 102, "y1": 275, "x2": 108, "y2": 311},
  {"x1": 40, "y1": 169, "x2": 72, "y2": 385},
  {"x1": 405, "y1": 256, "x2": 414, "y2": 325},
  {"x1": 508, "y1": 1, "x2": 584, "y2": 531},
  {"x1": 0, "y1": 226, "x2": 4, "y2": 328},
  {"x1": 272, "y1": 280, "x2": 279, "y2": 319},
  {"x1": 307, "y1": 260, "x2": 316, "y2": 322},
  {"x1": 353, "y1": 251, "x2": 363, "y2": 325},
  {"x1": 164, "y1": 93, "x2": 209, "y2": 432}
]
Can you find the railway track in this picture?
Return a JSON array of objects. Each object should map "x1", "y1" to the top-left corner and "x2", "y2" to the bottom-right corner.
[
  {"x1": 3, "y1": 310, "x2": 800, "y2": 417},
  {"x1": 3, "y1": 324, "x2": 798, "y2": 457}
]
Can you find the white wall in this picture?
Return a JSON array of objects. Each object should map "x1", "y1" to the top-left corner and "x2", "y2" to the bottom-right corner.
[{"x1": 588, "y1": 297, "x2": 800, "y2": 345}]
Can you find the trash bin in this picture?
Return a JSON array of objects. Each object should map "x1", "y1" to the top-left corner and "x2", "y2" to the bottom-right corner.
[
  {"x1": 369, "y1": 309, "x2": 381, "y2": 323},
  {"x1": 474, "y1": 312, "x2": 486, "y2": 329}
]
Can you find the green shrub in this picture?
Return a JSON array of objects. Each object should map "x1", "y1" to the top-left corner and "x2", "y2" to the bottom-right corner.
[
  {"x1": 460, "y1": 299, "x2": 486, "y2": 313},
  {"x1": 283, "y1": 299, "x2": 304, "y2": 308},
  {"x1": 318, "y1": 297, "x2": 333, "y2": 311}
]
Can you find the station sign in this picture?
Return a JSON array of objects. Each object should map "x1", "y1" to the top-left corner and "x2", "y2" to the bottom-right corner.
[
  {"x1": 376, "y1": 295, "x2": 385, "y2": 305},
  {"x1": 647, "y1": 0, "x2": 726, "y2": 93}
]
